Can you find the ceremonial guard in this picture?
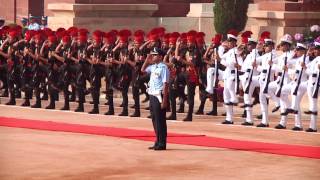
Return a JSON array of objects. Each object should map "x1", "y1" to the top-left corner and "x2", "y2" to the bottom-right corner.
[
  {"x1": 239, "y1": 32, "x2": 261, "y2": 126},
  {"x1": 220, "y1": 30, "x2": 243, "y2": 124},
  {"x1": 304, "y1": 37, "x2": 320, "y2": 132}
]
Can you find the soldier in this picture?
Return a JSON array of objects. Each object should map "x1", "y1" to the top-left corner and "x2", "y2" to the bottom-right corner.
[
  {"x1": 177, "y1": 30, "x2": 201, "y2": 121},
  {"x1": 103, "y1": 30, "x2": 117, "y2": 115},
  {"x1": 1, "y1": 29, "x2": 21, "y2": 105},
  {"x1": 43, "y1": 33, "x2": 61, "y2": 110},
  {"x1": 204, "y1": 34, "x2": 224, "y2": 116},
  {"x1": 51, "y1": 33, "x2": 74, "y2": 110},
  {"x1": 195, "y1": 32, "x2": 209, "y2": 115},
  {"x1": 27, "y1": 31, "x2": 47, "y2": 108},
  {"x1": 19, "y1": 30, "x2": 36, "y2": 107},
  {"x1": 276, "y1": 43, "x2": 310, "y2": 131},
  {"x1": 114, "y1": 29, "x2": 132, "y2": 116},
  {"x1": 255, "y1": 33, "x2": 280, "y2": 127},
  {"x1": 86, "y1": 30, "x2": 104, "y2": 114},
  {"x1": 128, "y1": 30, "x2": 145, "y2": 117},
  {"x1": 220, "y1": 30, "x2": 243, "y2": 124},
  {"x1": 164, "y1": 32, "x2": 180, "y2": 120},
  {"x1": 239, "y1": 34, "x2": 262, "y2": 126},
  {"x1": 304, "y1": 37, "x2": 320, "y2": 132},
  {"x1": 0, "y1": 27, "x2": 12, "y2": 97},
  {"x1": 70, "y1": 28, "x2": 90, "y2": 112},
  {"x1": 270, "y1": 34, "x2": 296, "y2": 129}
]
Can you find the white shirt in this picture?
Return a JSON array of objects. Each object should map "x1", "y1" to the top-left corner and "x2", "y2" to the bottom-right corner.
[{"x1": 220, "y1": 47, "x2": 243, "y2": 80}]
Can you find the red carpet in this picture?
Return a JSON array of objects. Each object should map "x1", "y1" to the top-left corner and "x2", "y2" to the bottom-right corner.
[{"x1": 0, "y1": 116, "x2": 320, "y2": 159}]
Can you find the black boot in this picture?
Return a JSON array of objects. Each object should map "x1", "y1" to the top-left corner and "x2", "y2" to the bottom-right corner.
[
  {"x1": 60, "y1": 103, "x2": 70, "y2": 110},
  {"x1": 130, "y1": 110, "x2": 140, "y2": 117},
  {"x1": 6, "y1": 99, "x2": 16, "y2": 105},
  {"x1": 119, "y1": 109, "x2": 128, "y2": 116},
  {"x1": 183, "y1": 113, "x2": 192, "y2": 121},
  {"x1": 104, "y1": 109, "x2": 114, "y2": 115},
  {"x1": 74, "y1": 103, "x2": 84, "y2": 112},
  {"x1": 45, "y1": 101, "x2": 55, "y2": 109},
  {"x1": 31, "y1": 100, "x2": 42, "y2": 108},
  {"x1": 21, "y1": 99, "x2": 30, "y2": 107},
  {"x1": 206, "y1": 110, "x2": 217, "y2": 116},
  {"x1": 166, "y1": 114, "x2": 176, "y2": 120},
  {"x1": 89, "y1": 104, "x2": 99, "y2": 114}
]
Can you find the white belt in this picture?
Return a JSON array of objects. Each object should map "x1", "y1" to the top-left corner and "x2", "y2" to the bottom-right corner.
[{"x1": 147, "y1": 89, "x2": 163, "y2": 103}]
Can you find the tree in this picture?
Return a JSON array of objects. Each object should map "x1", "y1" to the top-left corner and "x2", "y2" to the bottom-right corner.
[{"x1": 214, "y1": 0, "x2": 250, "y2": 36}]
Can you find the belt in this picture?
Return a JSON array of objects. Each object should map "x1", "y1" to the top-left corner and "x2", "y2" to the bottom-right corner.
[{"x1": 147, "y1": 89, "x2": 163, "y2": 103}]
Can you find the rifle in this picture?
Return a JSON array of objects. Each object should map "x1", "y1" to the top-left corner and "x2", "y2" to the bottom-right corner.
[
  {"x1": 312, "y1": 69, "x2": 320, "y2": 98},
  {"x1": 275, "y1": 52, "x2": 288, "y2": 97},
  {"x1": 212, "y1": 47, "x2": 219, "y2": 93},
  {"x1": 263, "y1": 52, "x2": 273, "y2": 94},
  {"x1": 292, "y1": 53, "x2": 307, "y2": 96},
  {"x1": 244, "y1": 49, "x2": 256, "y2": 94},
  {"x1": 234, "y1": 49, "x2": 240, "y2": 95}
]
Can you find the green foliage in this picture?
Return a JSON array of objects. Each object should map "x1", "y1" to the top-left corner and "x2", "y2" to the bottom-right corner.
[{"x1": 214, "y1": 0, "x2": 250, "y2": 36}]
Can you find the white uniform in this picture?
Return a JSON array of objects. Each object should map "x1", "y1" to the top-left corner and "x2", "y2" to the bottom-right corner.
[
  {"x1": 256, "y1": 50, "x2": 279, "y2": 125},
  {"x1": 272, "y1": 51, "x2": 295, "y2": 127},
  {"x1": 220, "y1": 47, "x2": 243, "y2": 122},
  {"x1": 206, "y1": 45, "x2": 225, "y2": 94},
  {"x1": 240, "y1": 49, "x2": 261, "y2": 123},
  {"x1": 305, "y1": 56, "x2": 320, "y2": 131},
  {"x1": 279, "y1": 55, "x2": 310, "y2": 128}
]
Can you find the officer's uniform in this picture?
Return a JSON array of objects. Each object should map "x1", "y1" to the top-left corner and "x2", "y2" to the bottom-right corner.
[{"x1": 145, "y1": 48, "x2": 169, "y2": 150}]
